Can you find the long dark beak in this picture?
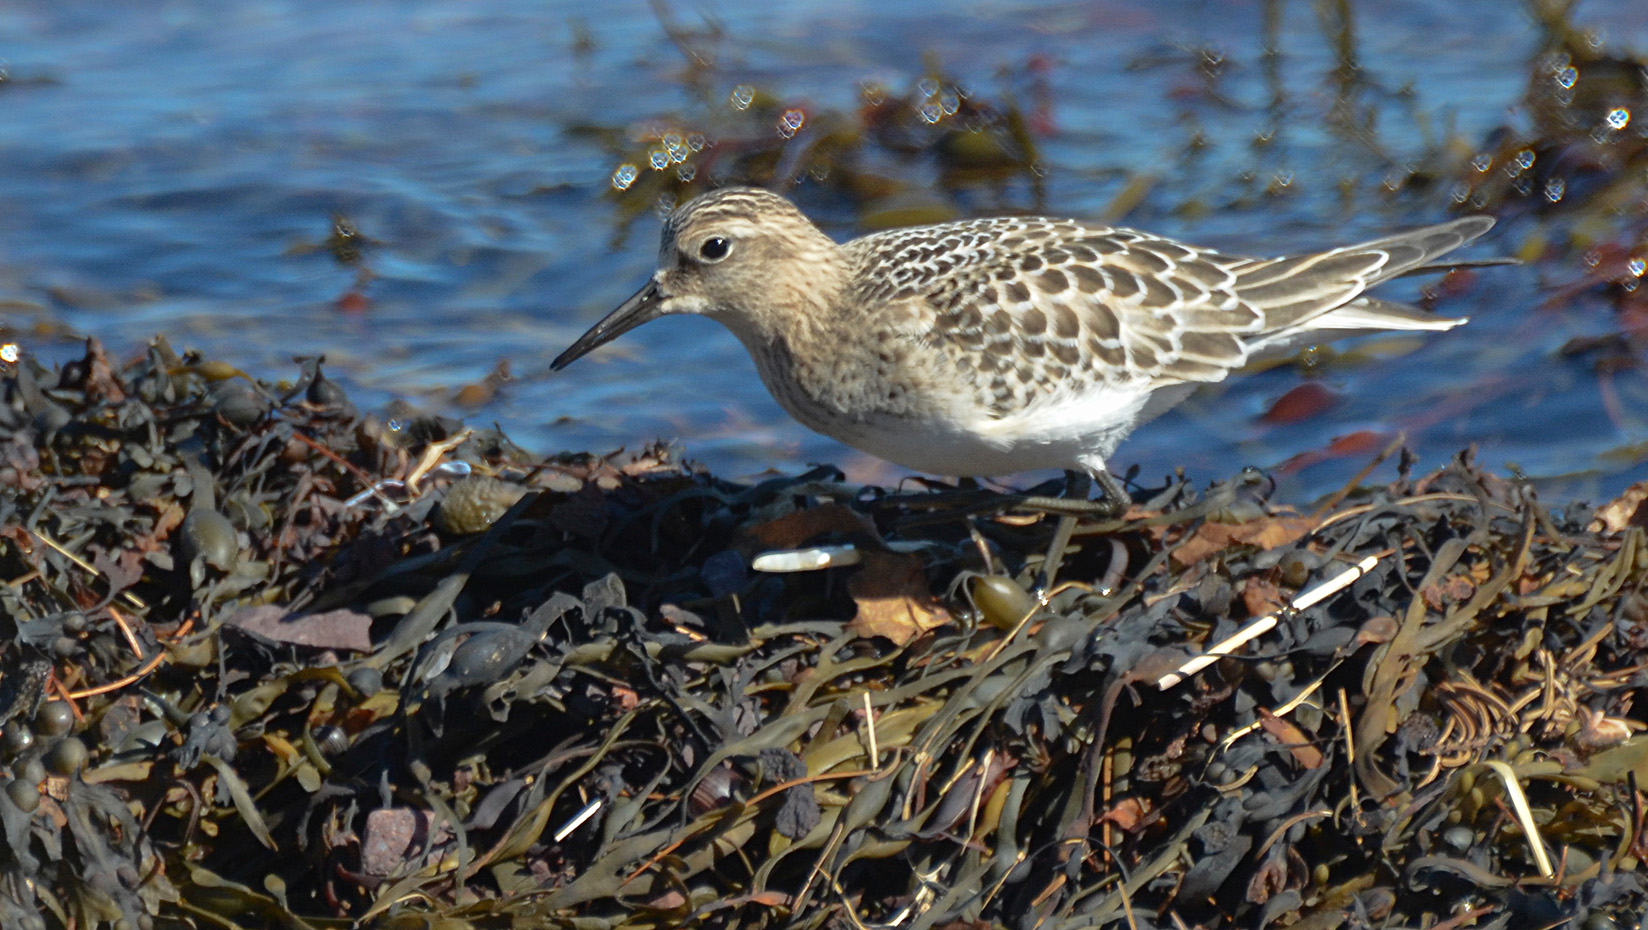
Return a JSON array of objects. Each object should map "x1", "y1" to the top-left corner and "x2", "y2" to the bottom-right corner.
[{"x1": 551, "y1": 279, "x2": 667, "y2": 371}]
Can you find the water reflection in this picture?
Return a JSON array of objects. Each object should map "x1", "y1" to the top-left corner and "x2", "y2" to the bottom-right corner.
[{"x1": 1, "y1": 0, "x2": 1644, "y2": 502}]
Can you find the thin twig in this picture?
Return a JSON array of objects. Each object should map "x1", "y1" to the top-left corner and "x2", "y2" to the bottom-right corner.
[{"x1": 1158, "y1": 555, "x2": 1378, "y2": 689}]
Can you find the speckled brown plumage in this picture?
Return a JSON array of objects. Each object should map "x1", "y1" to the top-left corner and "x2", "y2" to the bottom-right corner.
[{"x1": 554, "y1": 187, "x2": 1492, "y2": 489}]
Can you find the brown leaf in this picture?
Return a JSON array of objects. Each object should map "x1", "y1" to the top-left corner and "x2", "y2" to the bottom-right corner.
[
  {"x1": 81, "y1": 337, "x2": 128, "y2": 405},
  {"x1": 1241, "y1": 577, "x2": 1284, "y2": 619},
  {"x1": 1245, "y1": 852, "x2": 1290, "y2": 904},
  {"x1": 1244, "y1": 517, "x2": 1314, "y2": 550},
  {"x1": 1173, "y1": 516, "x2": 1313, "y2": 567},
  {"x1": 846, "y1": 551, "x2": 952, "y2": 645},
  {"x1": 149, "y1": 498, "x2": 187, "y2": 543},
  {"x1": 745, "y1": 503, "x2": 877, "y2": 550},
  {"x1": 90, "y1": 547, "x2": 145, "y2": 595},
  {"x1": 1098, "y1": 796, "x2": 1148, "y2": 830},
  {"x1": 1258, "y1": 708, "x2": 1324, "y2": 769}
]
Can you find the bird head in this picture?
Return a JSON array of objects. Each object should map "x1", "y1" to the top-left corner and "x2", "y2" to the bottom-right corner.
[{"x1": 551, "y1": 187, "x2": 842, "y2": 371}]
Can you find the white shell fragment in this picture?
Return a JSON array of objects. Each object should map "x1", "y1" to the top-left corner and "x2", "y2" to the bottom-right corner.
[{"x1": 751, "y1": 544, "x2": 865, "y2": 573}]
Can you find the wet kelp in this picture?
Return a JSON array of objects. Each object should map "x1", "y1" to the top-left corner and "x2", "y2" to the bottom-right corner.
[{"x1": 1, "y1": 337, "x2": 1646, "y2": 930}]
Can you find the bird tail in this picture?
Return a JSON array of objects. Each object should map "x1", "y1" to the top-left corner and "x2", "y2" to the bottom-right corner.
[
  {"x1": 1231, "y1": 215, "x2": 1496, "y2": 336},
  {"x1": 1392, "y1": 256, "x2": 1518, "y2": 278},
  {"x1": 1304, "y1": 296, "x2": 1468, "y2": 333},
  {"x1": 1350, "y1": 215, "x2": 1499, "y2": 287}
]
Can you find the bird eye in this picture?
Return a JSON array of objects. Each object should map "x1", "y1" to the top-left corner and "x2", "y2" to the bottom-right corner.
[{"x1": 698, "y1": 236, "x2": 731, "y2": 262}]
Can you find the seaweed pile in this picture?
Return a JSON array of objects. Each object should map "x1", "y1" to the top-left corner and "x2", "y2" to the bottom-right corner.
[
  {"x1": 1, "y1": 335, "x2": 1646, "y2": 930},
  {"x1": 4, "y1": 5, "x2": 1648, "y2": 927}
]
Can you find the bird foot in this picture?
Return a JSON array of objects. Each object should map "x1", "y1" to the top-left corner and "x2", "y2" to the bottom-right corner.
[{"x1": 1069, "y1": 469, "x2": 1131, "y2": 519}]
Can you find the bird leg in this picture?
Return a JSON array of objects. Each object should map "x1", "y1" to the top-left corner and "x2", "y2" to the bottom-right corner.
[
  {"x1": 1092, "y1": 468, "x2": 1132, "y2": 519},
  {"x1": 1062, "y1": 469, "x2": 1094, "y2": 503},
  {"x1": 1038, "y1": 471, "x2": 1093, "y2": 590}
]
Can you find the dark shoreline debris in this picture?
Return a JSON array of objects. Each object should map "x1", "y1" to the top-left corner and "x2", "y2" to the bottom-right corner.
[{"x1": 1, "y1": 336, "x2": 1645, "y2": 929}]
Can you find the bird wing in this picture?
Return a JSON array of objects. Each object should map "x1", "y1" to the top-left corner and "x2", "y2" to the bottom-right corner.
[
  {"x1": 1223, "y1": 216, "x2": 1492, "y2": 352},
  {"x1": 855, "y1": 215, "x2": 1490, "y2": 416}
]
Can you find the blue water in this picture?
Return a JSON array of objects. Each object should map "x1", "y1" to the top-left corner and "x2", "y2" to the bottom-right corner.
[{"x1": 3, "y1": 0, "x2": 1644, "y2": 501}]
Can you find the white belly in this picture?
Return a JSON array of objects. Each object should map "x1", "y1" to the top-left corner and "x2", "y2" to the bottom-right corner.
[
  {"x1": 799, "y1": 383, "x2": 1165, "y2": 477},
  {"x1": 734, "y1": 326, "x2": 1182, "y2": 479}
]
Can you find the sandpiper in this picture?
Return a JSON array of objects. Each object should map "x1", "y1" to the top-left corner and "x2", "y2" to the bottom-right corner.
[{"x1": 553, "y1": 188, "x2": 1493, "y2": 509}]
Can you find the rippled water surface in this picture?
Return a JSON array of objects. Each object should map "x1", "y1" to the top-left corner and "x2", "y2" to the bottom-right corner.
[{"x1": 4, "y1": 0, "x2": 1646, "y2": 500}]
